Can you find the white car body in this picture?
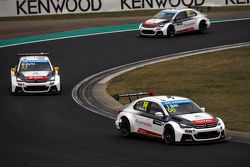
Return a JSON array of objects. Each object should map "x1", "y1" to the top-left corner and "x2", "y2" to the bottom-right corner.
[
  {"x1": 10, "y1": 53, "x2": 61, "y2": 94},
  {"x1": 115, "y1": 96, "x2": 225, "y2": 144},
  {"x1": 138, "y1": 8, "x2": 211, "y2": 37}
]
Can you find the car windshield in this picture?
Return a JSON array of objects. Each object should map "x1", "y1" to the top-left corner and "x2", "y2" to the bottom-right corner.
[
  {"x1": 153, "y1": 11, "x2": 176, "y2": 20},
  {"x1": 19, "y1": 60, "x2": 51, "y2": 72},
  {"x1": 162, "y1": 100, "x2": 203, "y2": 115}
]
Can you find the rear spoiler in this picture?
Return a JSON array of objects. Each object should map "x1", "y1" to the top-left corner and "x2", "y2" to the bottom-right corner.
[
  {"x1": 188, "y1": 6, "x2": 211, "y2": 12},
  {"x1": 113, "y1": 91, "x2": 155, "y2": 103},
  {"x1": 17, "y1": 52, "x2": 50, "y2": 56}
]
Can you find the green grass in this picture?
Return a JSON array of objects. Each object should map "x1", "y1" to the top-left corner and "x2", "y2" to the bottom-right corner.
[
  {"x1": 107, "y1": 46, "x2": 250, "y2": 132},
  {"x1": 1, "y1": 6, "x2": 250, "y2": 21}
]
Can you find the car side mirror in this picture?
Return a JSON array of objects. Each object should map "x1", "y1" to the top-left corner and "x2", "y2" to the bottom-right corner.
[
  {"x1": 201, "y1": 107, "x2": 205, "y2": 112},
  {"x1": 54, "y1": 66, "x2": 59, "y2": 75},
  {"x1": 155, "y1": 112, "x2": 164, "y2": 118},
  {"x1": 11, "y1": 67, "x2": 16, "y2": 77},
  {"x1": 11, "y1": 67, "x2": 16, "y2": 73}
]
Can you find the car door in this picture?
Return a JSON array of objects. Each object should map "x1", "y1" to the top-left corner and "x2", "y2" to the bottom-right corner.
[
  {"x1": 183, "y1": 10, "x2": 198, "y2": 31},
  {"x1": 174, "y1": 10, "x2": 195, "y2": 33},
  {"x1": 147, "y1": 102, "x2": 166, "y2": 138},
  {"x1": 174, "y1": 11, "x2": 187, "y2": 33},
  {"x1": 133, "y1": 101, "x2": 154, "y2": 134}
]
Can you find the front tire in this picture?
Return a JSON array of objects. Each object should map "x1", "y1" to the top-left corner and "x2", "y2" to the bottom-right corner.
[
  {"x1": 120, "y1": 118, "x2": 130, "y2": 137},
  {"x1": 167, "y1": 26, "x2": 175, "y2": 38},
  {"x1": 163, "y1": 126, "x2": 175, "y2": 144}
]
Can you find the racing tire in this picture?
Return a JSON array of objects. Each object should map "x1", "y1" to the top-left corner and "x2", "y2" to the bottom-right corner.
[
  {"x1": 199, "y1": 21, "x2": 208, "y2": 34},
  {"x1": 167, "y1": 26, "x2": 175, "y2": 38},
  {"x1": 137, "y1": 31, "x2": 143, "y2": 38},
  {"x1": 120, "y1": 118, "x2": 131, "y2": 137},
  {"x1": 163, "y1": 126, "x2": 175, "y2": 144}
]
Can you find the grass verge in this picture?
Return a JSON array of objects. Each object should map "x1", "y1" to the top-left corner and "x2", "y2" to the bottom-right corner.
[
  {"x1": 107, "y1": 45, "x2": 250, "y2": 132},
  {"x1": 1, "y1": 6, "x2": 250, "y2": 21}
]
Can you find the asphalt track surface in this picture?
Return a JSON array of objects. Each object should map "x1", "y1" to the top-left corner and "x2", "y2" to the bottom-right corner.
[{"x1": 1, "y1": 20, "x2": 250, "y2": 167}]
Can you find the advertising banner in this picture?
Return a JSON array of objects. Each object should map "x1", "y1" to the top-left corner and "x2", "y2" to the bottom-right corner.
[{"x1": 0, "y1": 0, "x2": 249, "y2": 17}]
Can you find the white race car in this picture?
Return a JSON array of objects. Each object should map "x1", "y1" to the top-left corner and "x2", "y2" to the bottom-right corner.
[
  {"x1": 10, "y1": 53, "x2": 61, "y2": 94},
  {"x1": 115, "y1": 94, "x2": 225, "y2": 144},
  {"x1": 138, "y1": 8, "x2": 210, "y2": 37}
]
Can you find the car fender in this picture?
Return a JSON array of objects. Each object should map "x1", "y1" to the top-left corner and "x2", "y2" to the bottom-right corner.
[
  {"x1": 11, "y1": 76, "x2": 17, "y2": 92},
  {"x1": 217, "y1": 117, "x2": 225, "y2": 130},
  {"x1": 117, "y1": 111, "x2": 137, "y2": 133},
  {"x1": 195, "y1": 17, "x2": 210, "y2": 30},
  {"x1": 163, "y1": 22, "x2": 174, "y2": 30},
  {"x1": 138, "y1": 23, "x2": 143, "y2": 29},
  {"x1": 164, "y1": 121, "x2": 184, "y2": 142},
  {"x1": 54, "y1": 75, "x2": 61, "y2": 91},
  {"x1": 161, "y1": 23, "x2": 175, "y2": 36},
  {"x1": 10, "y1": 69, "x2": 17, "y2": 92}
]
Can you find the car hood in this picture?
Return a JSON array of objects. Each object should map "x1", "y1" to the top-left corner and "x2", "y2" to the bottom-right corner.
[
  {"x1": 177, "y1": 112, "x2": 215, "y2": 125},
  {"x1": 144, "y1": 18, "x2": 170, "y2": 24}
]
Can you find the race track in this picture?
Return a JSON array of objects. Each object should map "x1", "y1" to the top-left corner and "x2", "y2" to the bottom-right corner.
[{"x1": 0, "y1": 20, "x2": 250, "y2": 167}]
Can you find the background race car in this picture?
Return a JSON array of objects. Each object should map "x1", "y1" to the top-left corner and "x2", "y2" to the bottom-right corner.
[
  {"x1": 10, "y1": 52, "x2": 61, "y2": 94},
  {"x1": 138, "y1": 8, "x2": 211, "y2": 37}
]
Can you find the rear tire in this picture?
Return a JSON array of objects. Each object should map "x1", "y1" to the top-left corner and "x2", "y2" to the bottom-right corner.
[
  {"x1": 163, "y1": 126, "x2": 175, "y2": 144},
  {"x1": 120, "y1": 118, "x2": 130, "y2": 137},
  {"x1": 199, "y1": 21, "x2": 208, "y2": 34}
]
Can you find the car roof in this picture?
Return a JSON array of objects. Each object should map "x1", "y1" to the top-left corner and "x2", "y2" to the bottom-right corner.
[
  {"x1": 19, "y1": 56, "x2": 50, "y2": 61},
  {"x1": 161, "y1": 8, "x2": 197, "y2": 13},
  {"x1": 137, "y1": 96, "x2": 191, "y2": 104}
]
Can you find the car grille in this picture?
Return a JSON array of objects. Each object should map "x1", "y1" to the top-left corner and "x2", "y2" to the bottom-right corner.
[
  {"x1": 194, "y1": 131, "x2": 220, "y2": 139},
  {"x1": 194, "y1": 123, "x2": 217, "y2": 129},
  {"x1": 141, "y1": 30, "x2": 155, "y2": 35},
  {"x1": 24, "y1": 86, "x2": 49, "y2": 92},
  {"x1": 24, "y1": 79, "x2": 47, "y2": 83},
  {"x1": 142, "y1": 24, "x2": 157, "y2": 28}
]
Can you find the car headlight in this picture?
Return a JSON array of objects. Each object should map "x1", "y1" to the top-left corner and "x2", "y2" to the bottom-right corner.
[
  {"x1": 48, "y1": 76, "x2": 55, "y2": 81},
  {"x1": 215, "y1": 117, "x2": 221, "y2": 125},
  {"x1": 16, "y1": 77, "x2": 24, "y2": 82},
  {"x1": 16, "y1": 72, "x2": 25, "y2": 82},
  {"x1": 180, "y1": 123, "x2": 193, "y2": 129},
  {"x1": 47, "y1": 71, "x2": 55, "y2": 81},
  {"x1": 158, "y1": 24, "x2": 165, "y2": 27}
]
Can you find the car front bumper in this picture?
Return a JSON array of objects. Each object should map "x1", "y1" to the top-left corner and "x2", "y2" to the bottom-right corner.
[
  {"x1": 12, "y1": 78, "x2": 60, "y2": 93},
  {"x1": 175, "y1": 125, "x2": 226, "y2": 142},
  {"x1": 139, "y1": 27, "x2": 167, "y2": 36}
]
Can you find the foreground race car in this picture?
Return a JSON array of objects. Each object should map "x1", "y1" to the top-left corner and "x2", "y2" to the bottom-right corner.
[
  {"x1": 115, "y1": 93, "x2": 225, "y2": 144},
  {"x1": 10, "y1": 52, "x2": 61, "y2": 94},
  {"x1": 138, "y1": 8, "x2": 210, "y2": 37}
]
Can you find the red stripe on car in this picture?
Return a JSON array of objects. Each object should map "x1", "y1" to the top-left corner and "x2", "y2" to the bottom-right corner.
[
  {"x1": 176, "y1": 27, "x2": 194, "y2": 33},
  {"x1": 137, "y1": 128, "x2": 162, "y2": 137},
  {"x1": 25, "y1": 76, "x2": 47, "y2": 80},
  {"x1": 192, "y1": 118, "x2": 215, "y2": 125}
]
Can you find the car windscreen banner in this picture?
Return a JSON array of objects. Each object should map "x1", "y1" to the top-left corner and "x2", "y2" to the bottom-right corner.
[{"x1": 0, "y1": 0, "x2": 249, "y2": 17}]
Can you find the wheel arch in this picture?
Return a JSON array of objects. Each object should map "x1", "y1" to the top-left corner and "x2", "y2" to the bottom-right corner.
[
  {"x1": 164, "y1": 121, "x2": 182, "y2": 142},
  {"x1": 119, "y1": 113, "x2": 136, "y2": 133}
]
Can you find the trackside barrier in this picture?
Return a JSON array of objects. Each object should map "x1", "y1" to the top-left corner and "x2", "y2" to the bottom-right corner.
[{"x1": 0, "y1": 0, "x2": 249, "y2": 17}]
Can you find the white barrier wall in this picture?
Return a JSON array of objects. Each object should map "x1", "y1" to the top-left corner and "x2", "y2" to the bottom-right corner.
[{"x1": 0, "y1": 0, "x2": 249, "y2": 17}]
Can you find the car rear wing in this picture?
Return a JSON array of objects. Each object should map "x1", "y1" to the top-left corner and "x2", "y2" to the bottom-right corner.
[
  {"x1": 113, "y1": 91, "x2": 155, "y2": 103},
  {"x1": 17, "y1": 52, "x2": 50, "y2": 56}
]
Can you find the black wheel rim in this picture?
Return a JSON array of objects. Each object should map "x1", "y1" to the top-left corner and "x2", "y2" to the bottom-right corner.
[
  {"x1": 169, "y1": 28, "x2": 175, "y2": 37},
  {"x1": 164, "y1": 128, "x2": 174, "y2": 144},
  {"x1": 120, "y1": 121, "x2": 129, "y2": 137},
  {"x1": 200, "y1": 23, "x2": 207, "y2": 33}
]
